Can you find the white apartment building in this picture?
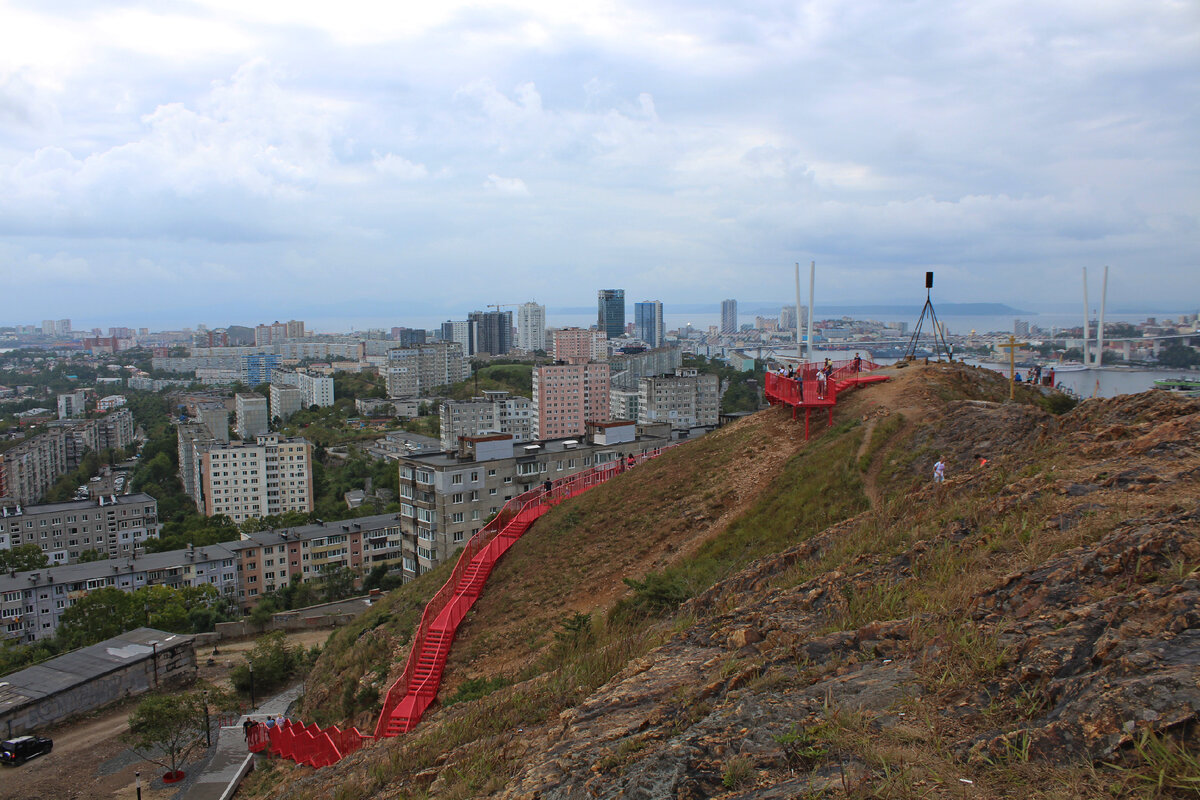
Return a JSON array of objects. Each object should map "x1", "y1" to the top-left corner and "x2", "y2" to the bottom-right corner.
[
  {"x1": 296, "y1": 372, "x2": 334, "y2": 407},
  {"x1": 638, "y1": 368, "x2": 720, "y2": 428},
  {"x1": 610, "y1": 388, "x2": 640, "y2": 423},
  {"x1": 386, "y1": 342, "x2": 469, "y2": 398},
  {"x1": 192, "y1": 434, "x2": 314, "y2": 522},
  {"x1": 235, "y1": 393, "x2": 269, "y2": 440},
  {"x1": 517, "y1": 302, "x2": 547, "y2": 352},
  {"x1": 57, "y1": 391, "x2": 87, "y2": 420},
  {"x1": 532, "y1": 361, "x2": 611, "y2": 439},
  {"x1": 275, "y1": 371, "x2": 335, "y2": 408},
  {"x1": 269, "y1": 385, "x2": 304, "y2": 423}
]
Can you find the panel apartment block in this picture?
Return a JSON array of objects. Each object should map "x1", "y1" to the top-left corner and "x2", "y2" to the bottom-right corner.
[
  {"x1": 235, "y1": 393, "x2": 269, "y2": 440},
  {"x1": 386, "y1": 342, "x2": 468, "y2": 398},
  {"x1": 532, "y1": 361, "x2": 611, "y2": 440},
  {"x1": 638, "y1": 369, "x2": 720, "y2": 428},
  {"x1": 395, "y1": 425, "x2": 668, "y2": 580},
  {"x1": 0, "y1": 493, "x2": 160, "y2": 565},
  {"x1": 0, "y1": 548, "x2": 234, "y2": 643},
  {"x1": 193, "y1": 434, "x2": 314, "y2": 523},
  {"x1": 553, "y1": 327, "x2": 606, "y2": 362}
]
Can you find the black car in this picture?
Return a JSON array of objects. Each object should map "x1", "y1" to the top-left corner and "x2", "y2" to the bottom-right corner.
[{"x1": 0, "y1": 735, "x2": 53, "y2": 766}]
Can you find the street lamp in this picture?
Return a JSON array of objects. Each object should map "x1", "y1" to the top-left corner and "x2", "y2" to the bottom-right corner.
[
  {"x1": 202, "y1": 689, "x2": 211, "y2": 747},
  {"x1": 248, "y1": 662, "x2": 256, "y2": 709},
  {"x1": 135, "y1": 770, "x2": 142, "y2": 800}
]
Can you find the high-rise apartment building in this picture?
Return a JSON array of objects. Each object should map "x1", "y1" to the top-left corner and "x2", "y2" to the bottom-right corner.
[
  {"x1": 0, "y1": 430, "x2": 67, "y2": 504},
  {"x1": 235, "y1": 393, "x2": 269, "y2": 439},
  {"x1": 638, "y1": 369, "x2": 720, "y2": 428},
  {"x1": 469, "y1": 310, "x2": 513, "y2": 356},
  {"x1": 553, "y1": 328, "x2": 606, "y2": 363},
  {"x1": 634, "y1": 301, "x2": 665, "y2": 348},
  {"x1": 270, "y1": 385, "x2": 304, "y2": 423},
  {"x1": 275, "y1": 371, "x2": 335, "y2": 408},
  {"x1": 391, "y1": 327, "x2": 427, "y2": 347},
  {"x1": 721, "y1": 299, "x2": 738, "y2": 334},
  {"x1": 57, "y1": 391, "x2": 87, "y2": 420},
  {"x1": 532, "y1": 362, "x2": 611, "y2": 439},
  {"x1": 189, "y1": 434, "x2": 313, "y2": 522},
  {"x1": 241, "y1": 353, "x2": 281, "y2": 386},
  {"x1": 386, "y1": 342, "x2": 469, "y2": 398},
  {"x1": 598, "y1": 289, "x2": 625, "y2": 340},
  {"x1": 780, "y1": 306, "x2": 798, "y2": 330},
  {"x1": 440, "y1": 320, "x2": 477, "y2": 356},
  {"x1": 517, "y1": 302, "x2": 547, "y2": 352}
]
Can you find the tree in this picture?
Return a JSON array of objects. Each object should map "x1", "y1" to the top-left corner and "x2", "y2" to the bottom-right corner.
[
  {"x1": 78, "y1": 549, "x2": 107, "y2": 563},
  {"x1": 125, "y1": 690, "x2": 219, "y2": 777},
  {"x1": 320, "y1": 564, "x2": 357, "y2": 602},
  {"x1": 230, "y1": 631, "x2": 303, "y2": 695},
  {"x1": 1158, "y1": 343, "x2": 1200, "y2": 369},
  {"x1": 0, "y1": 543, "x2": 49, "y2": 573}
]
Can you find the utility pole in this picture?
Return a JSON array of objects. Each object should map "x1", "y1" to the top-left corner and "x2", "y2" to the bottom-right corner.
[{"x1": 203, "y1": 689, "x2": 211, "y2": 747}]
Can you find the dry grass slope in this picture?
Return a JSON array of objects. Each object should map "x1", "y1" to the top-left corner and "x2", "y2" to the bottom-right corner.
[{"x1": 241, "y1": 364, "x2": 1200, "y2": 800}]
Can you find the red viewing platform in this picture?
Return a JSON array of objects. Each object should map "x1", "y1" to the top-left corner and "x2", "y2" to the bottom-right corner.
[{"x1": 764, "y1": 358, "x2": 889, "y2": 438}]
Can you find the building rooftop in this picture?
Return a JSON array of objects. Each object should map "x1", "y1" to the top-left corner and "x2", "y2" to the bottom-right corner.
[
  {"x1": 228, "y1": 511, "x2": 404, "y2": 551},
  {"x1": 1, "y1": 492, "x2": 157, "y2": 518},
  {"x1": 402, "y1": 431, "x2": 666, "y2": 467},
  {"x1": 0, "y1": 542, "x2": 238, "y2": 593},
  {"x1": 0, "y1": 627, "x2": 192, "y2": 713}
]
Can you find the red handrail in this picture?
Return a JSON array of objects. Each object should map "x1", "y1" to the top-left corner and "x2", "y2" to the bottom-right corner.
[
  {"x1": 250, "y1": 443, "x2": 678, "y2": 767},
  {"x1": 373, "y1": 445, "x2": 672, "y2": 739}
]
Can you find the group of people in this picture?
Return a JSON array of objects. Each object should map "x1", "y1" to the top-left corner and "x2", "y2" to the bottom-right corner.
[
  {"x1": 1014, "y1": 365, "x2": 1055, "y2": 386},
  {"x1": 243, "y1": 715, "x2": 289, "y2": 740},
  {"x1": 774, "y1": 355, "x2": 861, "y2": 401}
]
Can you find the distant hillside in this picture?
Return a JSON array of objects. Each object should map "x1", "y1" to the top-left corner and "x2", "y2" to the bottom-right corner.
[{"x1": 240, "y1": 365, "x2": 1200, "y2": 800}]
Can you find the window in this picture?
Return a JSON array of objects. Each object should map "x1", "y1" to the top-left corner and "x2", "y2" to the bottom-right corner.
[
  {"x1": 451, "y1": 473, "x2": 463, "y2": 485},
  {"x1": 452, "y1": 493, "x2": 463, "y2": 504},
  {"x1": 453, "y1": 531, "x2": 464, "y2": 543},
  {"x1": 452, "y1": 512, "x2": 464, "y2": 523}
]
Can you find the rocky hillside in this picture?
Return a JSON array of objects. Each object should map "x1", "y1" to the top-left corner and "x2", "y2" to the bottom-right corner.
[{"x1": 240, "y1": 363, "x2": 1200, "y2": 799}]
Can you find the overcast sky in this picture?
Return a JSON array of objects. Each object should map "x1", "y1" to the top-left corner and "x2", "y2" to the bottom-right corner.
[{"x1": 1, "y1": 0, "x2": 1197, "y2": 329}]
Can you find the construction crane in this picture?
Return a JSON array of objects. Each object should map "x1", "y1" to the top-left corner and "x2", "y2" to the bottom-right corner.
[{"x1": 487, "y1": 303, "x2": 524, "y2": 312}]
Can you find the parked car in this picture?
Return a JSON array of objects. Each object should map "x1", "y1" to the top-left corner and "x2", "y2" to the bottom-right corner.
[{"x1": 1, "y1": 735, "x2": 53, "y2": 766}]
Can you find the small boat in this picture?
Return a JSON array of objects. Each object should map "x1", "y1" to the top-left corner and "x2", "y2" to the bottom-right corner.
[
  {"x1": 1054, "y1": 362, "x2": 1088, "y2": 372},
  {"x1": 1153, "y1": 377, "x2": 1200, "y2": 392}
]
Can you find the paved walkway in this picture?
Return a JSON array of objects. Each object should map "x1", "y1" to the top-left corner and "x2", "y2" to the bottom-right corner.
[{"x1": 179, "y1": 685, "x2": 303, "y2": 800}]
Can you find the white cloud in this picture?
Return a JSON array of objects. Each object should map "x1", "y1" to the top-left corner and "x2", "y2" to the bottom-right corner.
[
  {"x1": 372, "y1": 153, "x2": 428, "y2": 180},
  {"x1": 483, "y1": 174, "x2": 530, "y2": 196},
  {"x1": 0, "y1": 0, "x2": 1196, "y2": 322}
]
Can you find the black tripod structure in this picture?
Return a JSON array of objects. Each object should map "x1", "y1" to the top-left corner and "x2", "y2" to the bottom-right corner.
[{"x1": 904, "y1": 271, "x2": 953, "y2": 361}]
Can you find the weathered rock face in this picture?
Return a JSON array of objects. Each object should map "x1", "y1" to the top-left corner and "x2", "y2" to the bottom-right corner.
[{"x1": 963, "y1": 510, "x2": 1200, "y2": 763}]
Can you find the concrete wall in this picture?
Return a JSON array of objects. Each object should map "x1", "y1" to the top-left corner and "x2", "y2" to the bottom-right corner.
[
  {"x1": 1, "y1": 641, "x2": 196, "y2": 738},
  {"x1": 209, "y1": 595, "x2": 374, "y2": 641}
]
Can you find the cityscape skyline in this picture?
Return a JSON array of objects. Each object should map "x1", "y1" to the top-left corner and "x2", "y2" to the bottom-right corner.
[{"x1": 1, "y1": 2, "x2": 1197, "y2": 321}]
